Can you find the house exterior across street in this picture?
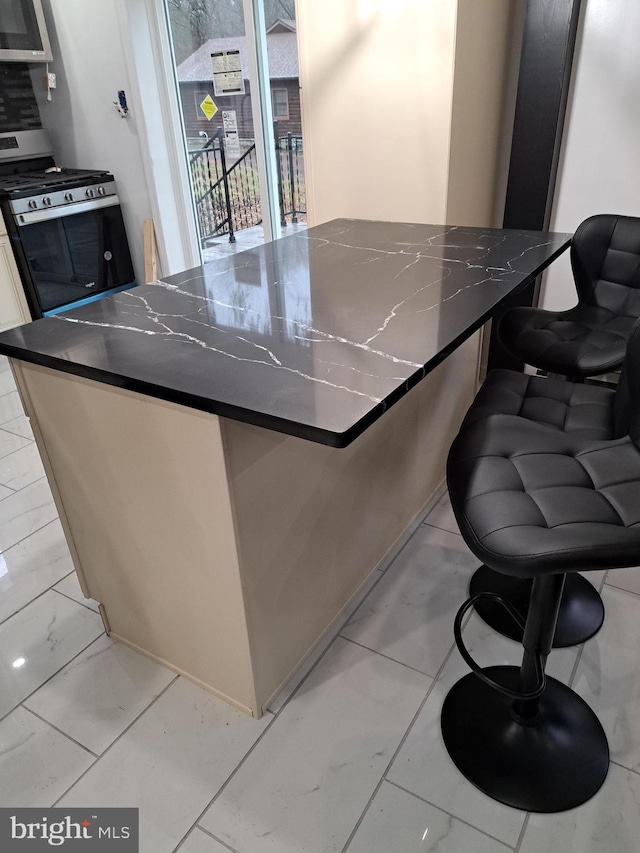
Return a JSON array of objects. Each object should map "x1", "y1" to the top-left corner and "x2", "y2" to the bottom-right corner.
[{"x1": 177, "y1": 19, "x2": 301, "y2": 142}]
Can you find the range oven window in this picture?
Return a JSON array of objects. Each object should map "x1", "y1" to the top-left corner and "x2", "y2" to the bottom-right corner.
[
  {"x1": 0, "y1": 1, "x2": 43, "y2": 52},
  {"x1": 18, "y1": 204, "x2": 135, "y2": 313}
]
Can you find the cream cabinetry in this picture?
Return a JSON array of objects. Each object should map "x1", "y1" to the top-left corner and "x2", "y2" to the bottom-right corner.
[
  {"x1": 13, "y1": 338, "x2": 479, "y2": 716},
  {"x1": 0, "y1": 216, "x2": 31, "y2": 332}
]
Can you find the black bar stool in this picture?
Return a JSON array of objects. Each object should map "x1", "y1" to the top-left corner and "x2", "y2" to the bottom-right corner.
[
  {"x1": 473, "y1": 216, "x2": 640, "y2": 642},
  {"x1": 442, "y1": 574, "x2": 608, "y2": 812},
  {"x1": 498, "y1": 213, "x2": 640, "y2": 379},
  {"x1": 459, "y1": 322, "x2": 637, "y2": 646},
  {"x1": 441, "y1": 319, "x2": 640, "y2": 810}
]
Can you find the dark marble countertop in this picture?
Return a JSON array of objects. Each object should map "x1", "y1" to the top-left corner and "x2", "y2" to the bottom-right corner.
[{"x1": 0, "y1": 219, "x2": 570, "y2": 447}]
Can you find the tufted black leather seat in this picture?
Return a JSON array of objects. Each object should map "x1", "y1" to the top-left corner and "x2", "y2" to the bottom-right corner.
[
  {"x1": 440, "y1": 318, "x2": 640, "y2": 812},
  {"x1": 463, "y1": 369, "x2": 616, "y2": 440},
  {"x1": 449, "y1": 418, "x2": 640, "y2": 578},
  {"x1": 498, "y1": 214, "x2": 640, "y2": 377},
  {"x1": 458, "y1": 359, "x2": 634, "y2": 645}
]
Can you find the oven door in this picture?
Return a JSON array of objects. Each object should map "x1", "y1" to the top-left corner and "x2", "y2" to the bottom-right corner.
[{"x1": 13, "y1": 196, "x2": 135, "y2": 317}]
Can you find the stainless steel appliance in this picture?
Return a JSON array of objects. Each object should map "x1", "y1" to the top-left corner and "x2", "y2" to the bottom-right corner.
[
  {"x1": 0, "y1": 129, "x2": 136, "y2": 318},
  {"x1": 0, "y1": 0, "x2": 52, "y2": 62}
]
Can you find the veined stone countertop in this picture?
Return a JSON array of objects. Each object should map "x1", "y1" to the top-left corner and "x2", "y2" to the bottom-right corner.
[{"x1": 0, "y1": 219, "x2": 570, "y2": 446}]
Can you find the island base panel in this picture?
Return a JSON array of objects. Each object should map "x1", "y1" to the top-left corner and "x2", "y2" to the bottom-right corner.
[
  {"x1": 11, "y1": 331, "x2": 479, "y2": 715},
  {"x1": 12, "y1": 360, "x2": 259, "y2": 715},
  {"x1": 222, "y1": 332, "x2": 480, "y2": 708}
]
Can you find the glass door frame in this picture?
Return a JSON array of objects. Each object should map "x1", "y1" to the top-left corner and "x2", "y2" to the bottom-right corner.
[
  {"x1": 121, "y1": 0, "x2": 202, "y2": 277},
  {"x1": 132, "y1": 0, "x2": 284, "y2": 271},
  {"x1": 242, "y1": 0, "x2": 282, "y2": 243}
]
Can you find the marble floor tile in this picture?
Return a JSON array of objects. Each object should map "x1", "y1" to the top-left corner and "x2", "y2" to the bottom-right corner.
[
  {"x1": 422, "y1": 491, "x2": 459, "y2": 535},
  {"x1": 387, "y1": 611, "x2": 580, "y2": 846},
  {"x1": 0, "y1": 482, "x2": 13, "y2": 500},
  {"x1": 0, "y1": 589, "x2": 104, "y2": 719},
  {"x1": 0, "y1": 390, "x2": 26, "y2": 426},
  {"x1": 0, "y1": 706, "x2": 94, "y2": 807},
  {"x1": 178, "y1": 828, "x2": 232, "y2": 853},
  {"x1": 57, "y1": 677, "x2": 272, "y2": 853},
  {"x1": 0, "y1": 520, "x2": 75, "y2": 624},
  {"x1": 0, "y1": 367, "x2": 16, "y2": 396},
  {"x1": 1, "y1": 414, "x2": 34, "y2": 439},
  {"x1": 0, "y1": 442, "x2": 45, "y2": 491},
  {"x1": 54, "y1": 571, "x2": 100, "y2": 612},
  {"x1": 519, "y1": 762, "x2": 640, "y2": 853},
  {"x1": 267, "y1": 567, "x2": 383, "y2": 714},
  {"x1": 0, "y1": 477, "x2": 58, "y2": 553},
  {"x1": 346, "y1": 782, "x2": 511, "y2": 853},
  {"x1": 200, "y1": 637, "x2": 431, "y2": 853},
  {"x1": 572, "y1": 585, "x2": 640, "y2": 773},
  {"x1": 25, "y1": 634, "x2": 176, "y2": 755},
  {"x1": 605, "y1": 565, "x2": 640, "y2": 596},
  {"x1": 588, "y1": 569, "x2": 607, "y2": 591},
  {"x1": 0, "y1": 427, "x2": 31, "y2": 459},
  {"x1": 341, "y1": 526, "x2": 479, "y2": 676}
]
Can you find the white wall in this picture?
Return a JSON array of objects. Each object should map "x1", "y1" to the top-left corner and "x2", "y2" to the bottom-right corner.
[
  {"x1": 542, "y1": 0, "x2": 640, "y2": 310},
  {"x1": 297, "y1": 1, "x2": 458, "y2": 226},
  {"x1": 446, "y1": 0, "x2": 514, "y2": 227},
  {"x1": 296, "y1": 0, "x2": 514, "y2": 229}
]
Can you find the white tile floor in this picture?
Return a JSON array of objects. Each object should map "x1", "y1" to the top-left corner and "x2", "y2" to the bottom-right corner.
[{"x1": 1, "y1": 353, "x2": 640, "y2": 852}]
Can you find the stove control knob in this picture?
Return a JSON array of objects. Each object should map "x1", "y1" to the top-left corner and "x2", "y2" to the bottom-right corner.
[
  {"x1": 86, "y1": 188, "x2": 96, "y2": 199},
  {"x1": 28, "y1": 199, "x2": 38, "y2": 210},
  {"x1": 97, "y1": 186, "x2": 106, "y2": 196},
  {"x1": 64, "y1": 192, "x2": 74, "y2": 202},
  {"x1": 42, "y1": 197, "x2": 52, "y2": 207}
]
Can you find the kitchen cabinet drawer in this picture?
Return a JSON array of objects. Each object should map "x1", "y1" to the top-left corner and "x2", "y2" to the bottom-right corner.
[{"x1": 0, "y1": 235, "x2": 30, "y2": 331}]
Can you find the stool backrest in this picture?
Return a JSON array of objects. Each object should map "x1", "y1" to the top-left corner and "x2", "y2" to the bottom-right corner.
[
  {"x1": 614, "y1": 315, "x2": 640, "y2": 442},
  {"x1": 572, "y1": 214, "x2": 640, "y2": 317}
]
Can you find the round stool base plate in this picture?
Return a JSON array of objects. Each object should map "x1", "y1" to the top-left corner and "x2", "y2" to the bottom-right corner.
[
  {"x1": 469, "y1": 566, "x2": 604, "y2": 647},
  {"x1": 441, "y1": 666, "x2": 609, "y2": 813}
]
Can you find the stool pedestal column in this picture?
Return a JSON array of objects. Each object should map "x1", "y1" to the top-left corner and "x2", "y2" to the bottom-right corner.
[
  {"x1": 469, "y1": 565, "x2": 604, "y2": 647},
  {"x1": 441, "y1": 574, "x2": 609, "y2": 812}
]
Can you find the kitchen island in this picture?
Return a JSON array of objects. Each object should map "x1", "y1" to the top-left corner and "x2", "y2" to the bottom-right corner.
[{"x1": 0, "y1": 219, "x2": 570, "y2": 716}]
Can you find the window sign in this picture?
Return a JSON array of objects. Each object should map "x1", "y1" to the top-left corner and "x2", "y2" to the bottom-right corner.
[
  {"x1": 198, "y1": 93, "x2": 218, "y2": 121},
  {"x1": 222, "y1": 110, "x2": 240, "y2": 159},
  {"x1": 211, "y1": 49, "x2": 245, "y2": 97}
]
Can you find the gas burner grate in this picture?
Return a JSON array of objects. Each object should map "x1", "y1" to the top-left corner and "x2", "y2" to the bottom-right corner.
[{"x1": 0, "y1": 168, "x2": 110, "y2": 193}]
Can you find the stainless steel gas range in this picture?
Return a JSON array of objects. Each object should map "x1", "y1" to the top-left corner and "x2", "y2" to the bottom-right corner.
[{"x1": 0, "y1": 129, "x2": 136, "y2": 318}]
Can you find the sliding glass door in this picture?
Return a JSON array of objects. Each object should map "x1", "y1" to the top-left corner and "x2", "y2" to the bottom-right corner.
[{"x1": 163, "y1": 0, "x2": 306, "y2": 262}]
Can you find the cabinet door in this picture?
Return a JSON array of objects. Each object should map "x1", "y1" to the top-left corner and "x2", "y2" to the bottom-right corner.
[{"x1": 0, "y1": 236, "x2": 31, "y2": 331}]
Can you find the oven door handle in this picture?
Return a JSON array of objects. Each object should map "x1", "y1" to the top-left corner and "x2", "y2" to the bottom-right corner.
[{"x1": 15, "y1": 195, "x2": 120, "y2": 225}]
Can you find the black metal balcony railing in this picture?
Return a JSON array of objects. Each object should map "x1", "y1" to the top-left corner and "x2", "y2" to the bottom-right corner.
[
  {"x1": 275, "y1": 131, "x2": 307, "y2": 228},
  {"x1": 188, "y1": 126, "x2": 306, "y2": 246}
]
